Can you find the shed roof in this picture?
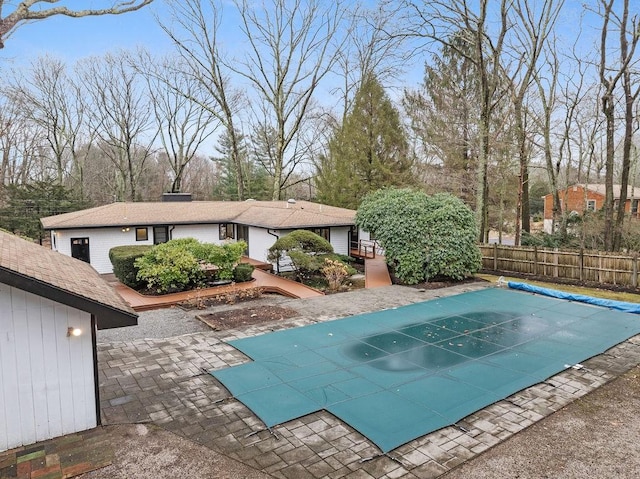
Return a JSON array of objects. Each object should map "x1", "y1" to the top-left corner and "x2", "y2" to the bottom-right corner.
[
  {"x1": 0, "y1": 230, "x2": 137, "y2": 329},
  {"x1": 40, "y1": 200, "x2": 356, "y2": 230}
]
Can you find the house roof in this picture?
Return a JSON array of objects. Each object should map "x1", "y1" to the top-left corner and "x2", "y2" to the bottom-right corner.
[
  {"x1": 580, "y1": 184, "x2": 640, "y2": 199},
  {"x1": 40, "y1": 200, "x2": 357, "y2": 230},
  {"x1": 546, "y1": 184, "x2": 640, "y2": 199},
  {"x1": 0, "y1": 230, "x2": 137, "y2": 330}
]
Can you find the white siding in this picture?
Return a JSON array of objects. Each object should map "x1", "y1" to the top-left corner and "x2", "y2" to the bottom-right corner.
[
  {"x1": 330, "y1": 226, "x2": 350, "y2": 255},
  {"x1": 52, "y1": 224, "x2": 228, "y2": 274},
  {"x1": 248, "y1": 227, "x2": 278, "y2": 263},
  {"x1": 50, "y1": 223, "x2": 353, "y2": 274},
  {"x1": 0, "y1": 285, "x2": 95, "y2": 452},
  {"x1": 53, "y1": 227, "x2": 150, "y2": 274},
  {"x1": 171, "y1": 224, "x2": 224, "y2": 244}
]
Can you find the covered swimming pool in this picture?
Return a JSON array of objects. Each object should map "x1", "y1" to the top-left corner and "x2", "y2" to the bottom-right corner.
[{"x1": 211, "y1": 287, "x2": 640, "y2": 452}]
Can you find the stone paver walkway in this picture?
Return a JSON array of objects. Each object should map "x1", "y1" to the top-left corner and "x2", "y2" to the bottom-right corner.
[{"x1": 94, "y1": 284, "x2": 640, "y2": 478}]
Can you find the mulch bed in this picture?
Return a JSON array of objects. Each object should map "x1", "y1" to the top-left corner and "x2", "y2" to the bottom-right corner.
[{"x1": 196, "y1": 305, "x2": 299, "y2": 331}]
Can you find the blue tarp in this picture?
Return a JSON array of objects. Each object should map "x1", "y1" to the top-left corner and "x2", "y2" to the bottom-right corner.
[{"x1": 507, "y1": 281, "x2": 640, "y2": 314}]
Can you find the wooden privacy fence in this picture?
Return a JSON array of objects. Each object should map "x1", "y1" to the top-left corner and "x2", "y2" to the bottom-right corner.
[{"x1": 480, "y1": 244, "x2": 640, "y2": 288}]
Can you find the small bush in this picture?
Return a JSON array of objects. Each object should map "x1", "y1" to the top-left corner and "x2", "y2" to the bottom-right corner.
[
  {"x1": 321, "y1": 258, "x2": 349, "y2": 292},
  {"x1": 135, "y1": 239, "x2": 203, "y2": 293},
  {"x1": 192, "y1": 241, "x2": 247, "y2": 280},
  {"x1": 268, "y1": 230, "x2": 334, "y2": 281},
  {"x1": 133, "y1": 238, "x2": 248, "y2": 292},
  {"x1": 109, "y1": 245, "x2": 153, "y2": 288},
  {"x1": 233, "y1": 263, "x2": 255, "y2": 282}
]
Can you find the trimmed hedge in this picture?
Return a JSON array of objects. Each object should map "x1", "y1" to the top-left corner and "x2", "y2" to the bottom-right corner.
[
  {"x1": 233, "y1": 263, "x2": 255, "y2": 282},
  {"x1": 109, "y1": 245, "x2": 153, "y2": 288}
]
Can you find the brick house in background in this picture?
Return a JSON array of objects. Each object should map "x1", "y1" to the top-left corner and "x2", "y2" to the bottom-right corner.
[{"x1": 543, "y1": 184, "x2": 640, "y2": 233}]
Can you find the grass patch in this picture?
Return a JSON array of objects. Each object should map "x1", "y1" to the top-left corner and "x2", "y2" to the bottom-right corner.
[{"x1": 477, "y1": 273, "x2": 640, "y2": 304}]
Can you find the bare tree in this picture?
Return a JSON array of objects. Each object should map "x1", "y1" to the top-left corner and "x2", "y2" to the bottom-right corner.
[
  {"x1": 506, "y1": 0, "x2": 564, "y2": 246},
  {"x1": 232, "y1": 0, "x2": 346, "y2": 200},
  {"x1": 0, "y1": 90, "x2": 46, "y2": 185},
  {"x1": 78, "y1": 52, "x2": 158, "y2": 201},
  {"x1": 139, "y1": 53, "x2": 218, "y2": 193},
  {"x1": 158, "y1": 0, "x2": 247, "y2": 200},
  {"x1": 0, "y1": 0, "x2": 154, "y2": 49},
  {"x1": 404, "y1": 0, "x2": 511, "y2": 242},
  {"x1": 332, "y1": 2, "x2": 406, "y2": 121},
  {"x1": 597, "y1": 0, "x2": 640, "y2": 251},
  {"x1": 6, "y1": 56, "x2": 90, "y2": 187}
]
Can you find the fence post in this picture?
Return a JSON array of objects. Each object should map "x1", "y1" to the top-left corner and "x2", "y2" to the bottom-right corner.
[
  {"x1": 534, "y1": 246, "x2": 538, "y2": 276},
  {"x1": 493, "y1": 243, "x2": 498, "y2": 271},
  {"x1": 633, "y1": 254, "x2": 638, "y2": 288},
  {"x1": 553, "y1": 248, "x2": 559, "y2": 278},
  {"x1": 579, "y1": 248, "x2": 584, "y2": 282}
]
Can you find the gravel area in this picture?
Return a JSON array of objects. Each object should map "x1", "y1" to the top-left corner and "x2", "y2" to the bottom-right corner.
[{"x1": 97, "y1": 306, "x2": 212, "y2": 342}]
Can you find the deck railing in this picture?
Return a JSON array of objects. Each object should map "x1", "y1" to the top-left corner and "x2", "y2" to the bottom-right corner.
[{"x1": 350, "y1": 240, "x2": 381, "y2": 259}]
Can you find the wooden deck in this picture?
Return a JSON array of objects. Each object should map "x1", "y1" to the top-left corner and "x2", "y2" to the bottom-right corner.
[{"x1": 106, "y1": 268, "x2": 324, "y2": 312}]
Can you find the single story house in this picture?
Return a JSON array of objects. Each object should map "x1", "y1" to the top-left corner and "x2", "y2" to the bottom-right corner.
[
  {"x1": 542, "y1": 184, "x2": 640, "y2": 233},
  {"x1": 41, "y1": 197, "x2": 367, "y2": 274},
  {"x1": 0, "y1": 230, "x2": 137, "y2": 453}
]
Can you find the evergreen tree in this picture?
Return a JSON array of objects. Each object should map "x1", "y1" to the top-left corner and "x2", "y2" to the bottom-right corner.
[
  {"x1": 211, "y1": 130, "x2": 271, "y2": 200},
  {"x1": 0, "y1": 181, "x2": 89, "y2": 243},
  {"x1": 316, "y1": 75, "x2": 413, "y2": 209}
]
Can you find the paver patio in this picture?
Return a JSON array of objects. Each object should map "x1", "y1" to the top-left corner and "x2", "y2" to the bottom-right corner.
[{"x1": 94, "y1": 284, "x2": 640, "y2": 478}]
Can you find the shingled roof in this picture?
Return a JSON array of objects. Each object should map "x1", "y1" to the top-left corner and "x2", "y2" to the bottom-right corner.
[
  {"x1": 40, "y1": 200, "x2": 356, "y2": 230},
  {"x1": 0, "y1": 230, "x2": 137, "y2": 329}
]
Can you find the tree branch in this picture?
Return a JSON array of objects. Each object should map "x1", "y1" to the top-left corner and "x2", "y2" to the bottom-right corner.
[{"x1": 0, "y1": 0, "x2": 154, "y2": 48}]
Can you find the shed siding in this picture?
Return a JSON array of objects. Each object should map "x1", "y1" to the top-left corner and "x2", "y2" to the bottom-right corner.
[{"x1": 0, "y1": 285, "x2": 95, "y2": 452}]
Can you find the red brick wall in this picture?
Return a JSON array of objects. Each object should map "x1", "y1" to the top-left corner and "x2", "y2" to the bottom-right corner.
[{"x1": 543, "y1": 186, "x2": 606, "y2": 219}]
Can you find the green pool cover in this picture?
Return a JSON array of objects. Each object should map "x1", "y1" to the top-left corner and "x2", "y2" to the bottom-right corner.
[{"x1": 211, "y1": 288, "x2": 640, "y2": 452}]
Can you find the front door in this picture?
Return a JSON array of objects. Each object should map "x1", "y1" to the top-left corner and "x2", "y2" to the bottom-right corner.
[{"x1": 70, "y1": 237, "x2": 90, "y2": 263}]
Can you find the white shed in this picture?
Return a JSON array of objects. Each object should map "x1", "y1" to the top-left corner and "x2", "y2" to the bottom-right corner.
[{"x1": 0, "y1": 231, "x2": 137, "y2": 453}]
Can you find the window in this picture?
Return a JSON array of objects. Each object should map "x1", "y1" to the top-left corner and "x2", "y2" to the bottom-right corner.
[
  {"x1": 153, "y1": 226, "x2": 169, "y2": 244},
  {"x1": 219, "y1": 223, "x2": 235, "y2": 240},
  {"x1": 309, "y1": 227, "x2": 330, "y2": 241},
  {"x1": 586, "y1": 199, "x2": 596, "y2": 212},
  {"x1": 136, "y1": 227, "x2": 148, "y2": 241},
  {"x1": 633, "y1": 199, "x2": 639, "y2": 216}
]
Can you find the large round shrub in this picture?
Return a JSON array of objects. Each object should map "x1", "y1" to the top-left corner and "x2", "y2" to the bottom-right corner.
[{"x1": 356, "y1": 188, "x2": 481, "y2": 284}]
